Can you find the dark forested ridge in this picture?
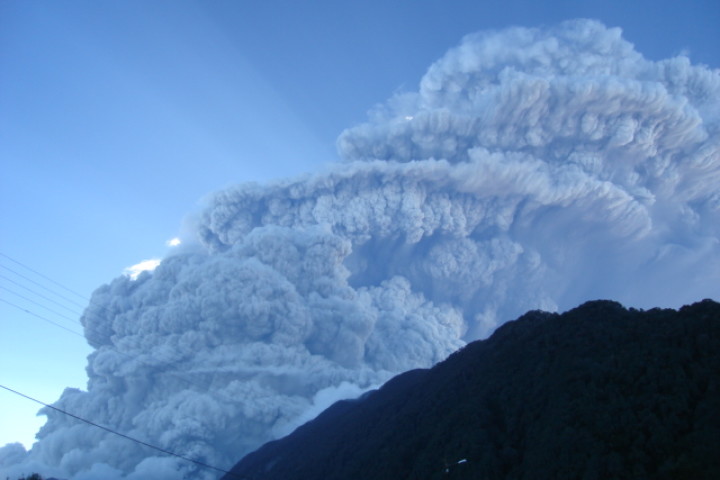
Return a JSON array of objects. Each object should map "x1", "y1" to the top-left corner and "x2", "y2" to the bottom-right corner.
[{"x1": 222, "y1": 299, "x2": 720, "y2": 480}]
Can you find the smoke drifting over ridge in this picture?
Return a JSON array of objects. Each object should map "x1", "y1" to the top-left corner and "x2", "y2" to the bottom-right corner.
[{"x1": 2, "y1": 19, "x2": 718, "y2": 479}]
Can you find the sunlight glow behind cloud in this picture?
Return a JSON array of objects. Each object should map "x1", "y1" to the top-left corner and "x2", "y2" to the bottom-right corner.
[{"x1": 122, "y1": 259, "x2": 161, "y2": 280}]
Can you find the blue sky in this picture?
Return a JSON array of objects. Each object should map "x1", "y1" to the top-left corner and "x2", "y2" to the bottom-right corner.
[{"x1": 1, "y1": 0, "x2": 718, "y2": 449}]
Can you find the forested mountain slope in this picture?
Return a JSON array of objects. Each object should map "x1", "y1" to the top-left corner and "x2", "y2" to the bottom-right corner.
[{"x1": 222, "y1": 299, "x2": 720, "y2": 480}]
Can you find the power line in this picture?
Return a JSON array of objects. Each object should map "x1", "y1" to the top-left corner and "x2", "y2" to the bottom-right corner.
[
  {"x1": 0, "y1": 254, "x2": 120, "y2": 345},
  {"x1": 0, "y1": 252, "x2": 89, "y2": 301},
  {"x1": 0, "y1": 253, "x2": 126, "y2": 329},
  {"x1": 0, "y1": 263, "x2": 106, "y2": 343},
  {"x1": 1, "y1": 298, "x2": 239, "y2": 407},
  {"x1": 0, "y1": 294, "x2": 118, "y2": 350},
  {"x1": 0, "y1": 255, "x2": 275, "y2": 404},
  {"x1": 1, "y1": 290, "x2": 246, "y2": 416},
  {"x1": 0, "y1": 288, "x2": 114, "y2": 355},
  {"x1": 0, "y1": 253, "x2": 260, "y2": 468},
  {"x1": 0, "y1": 285, "x2": 83, "y2": 327},
  {"x1": 0, "y1": 273, "x2": 85, "y2": 317},
  {"x1": 0, "y1": 383, "x2": 243, "y2": 479},
  {"x1": 0, "y1": 298, "x2": 86, "y2": 339},
  {"x1": 0, "y1": 264, "x2": 89, "y2": 311}
]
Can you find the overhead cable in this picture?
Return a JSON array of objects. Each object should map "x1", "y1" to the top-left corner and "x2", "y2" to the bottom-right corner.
[
  {"x1": 0, "y1": 252, "x2": 89, "y2": 301},
  {"x1": 0, "y1": 298, "x2": 86, "y2": 338},
  {"x1": 0, "y1": 383, "x2": 242, "y2": 478}
]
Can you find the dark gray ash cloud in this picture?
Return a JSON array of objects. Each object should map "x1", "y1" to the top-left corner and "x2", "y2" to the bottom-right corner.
[{"x1": 2, "y1": 19, "x2": 718, "y2": 480}]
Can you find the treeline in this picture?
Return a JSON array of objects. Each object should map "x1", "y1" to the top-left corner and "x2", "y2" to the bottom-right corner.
[{"x1": 224, "y1": 299, "x2": 720, "y2": 480}]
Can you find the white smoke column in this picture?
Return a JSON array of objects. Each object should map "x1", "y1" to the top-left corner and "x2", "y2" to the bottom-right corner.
[{"x1": 2, "y1": 19, "x2": 718, "y2": 479}]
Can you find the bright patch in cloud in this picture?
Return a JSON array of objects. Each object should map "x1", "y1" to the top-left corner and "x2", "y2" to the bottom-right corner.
[
  {"x1": 166, "y1": 237, "x2": 182, "y2": 247},
  {"x1": 123, "y1": 259, "x2": 161, "y2": 280}
]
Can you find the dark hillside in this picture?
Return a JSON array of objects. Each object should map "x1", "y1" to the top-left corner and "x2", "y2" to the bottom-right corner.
[{"x1": 222, "y1": 299, "x2": 720, "y2": 480}]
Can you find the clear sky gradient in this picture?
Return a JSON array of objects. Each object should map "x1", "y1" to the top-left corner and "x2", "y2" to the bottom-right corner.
[{"x1": 1, "y1": 0, "x2": 718, "y2": 449}]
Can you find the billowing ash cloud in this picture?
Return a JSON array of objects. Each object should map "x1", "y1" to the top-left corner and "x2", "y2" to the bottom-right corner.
[{"x1": 2, "y1": 19, "x2": 718, "y2": 479}]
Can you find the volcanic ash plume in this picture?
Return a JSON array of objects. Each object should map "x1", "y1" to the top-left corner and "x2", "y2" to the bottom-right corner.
[{"x1": 2, "y1": 19, "x2": 718, "y2": 480}]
